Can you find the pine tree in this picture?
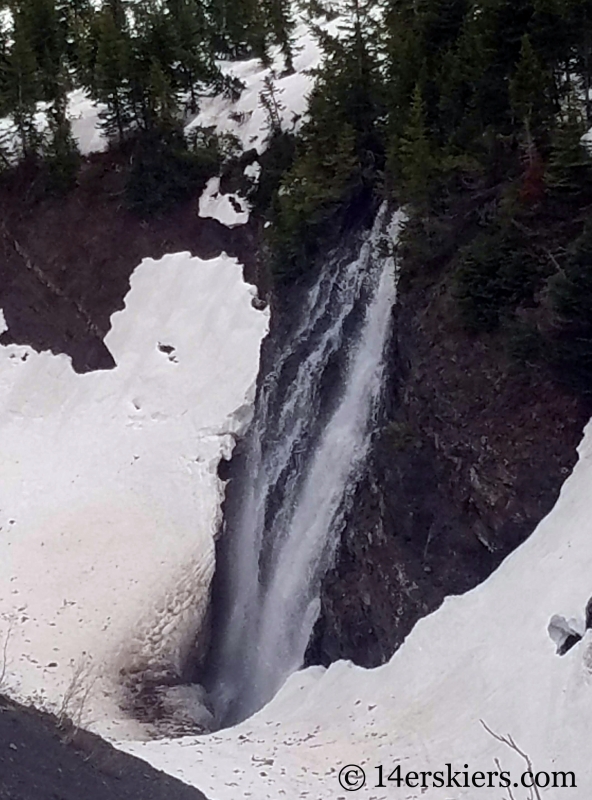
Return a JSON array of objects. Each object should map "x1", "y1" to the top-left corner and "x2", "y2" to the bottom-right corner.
[
  {"x1": 435, "y1": 16, "x2": 493, "y2": 148},
  {"x1": 530, "y1": 0, "x2": 576, "y2": 102},
  {"x1": 167, "y1": 0, "x2": 216, "y2": 112},
  {"x1": 105, "y1": 0, "x2": 128, "y2": 32},
  {"x1": 546, "y1": 100, "x2": 592, "y2": 194},
  {"x1": 44, "y1": 98, "x2": 81, "y2": 192},
  {"x1": 307, "y1": 0, "x2": 384, "y2": 172},
  {"x1": 147, "y1": 58, "x2": 177, "y2": 130},
  {"x1": 129, "y1": 3, "x2": 179, "y2": 130},
  {"x1": 509, "y1": 34, "x2": 552, "y2": 157},
  {"x1": 207, "y1": 0, "x2": 268, "y2": 61},
  {"x1": 5, "y1": 10, "x2": 41, "y2": 158},
  {"x1": 16, "y1": 0, "x2": 65, "y2": 101},
  {"x1": 93, "y1": 7, "x2": 131, "y2": 141},
  {"x1": 263, "y1": 0, "x2": 295, "y2": 72},
  {"x1": 398, "y1": 82, "x2": 434, "y2": 207},
  {"x1": 55, "y1": 0, "x2": 93, "y2": 72},
  {"x1": 571, "y1": 0, "x2": 592, "y2": 123},
  {"x1": 383, "y1": 0, "x2": 422, "y2": 124},
  {"x1": 259, "y1": 76, "x2": 285, "y2": 136}
]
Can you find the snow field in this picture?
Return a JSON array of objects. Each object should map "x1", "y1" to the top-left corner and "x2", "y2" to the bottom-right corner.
[{"x1": 0, "y1": 253, "x2": 268, "y2": 739}]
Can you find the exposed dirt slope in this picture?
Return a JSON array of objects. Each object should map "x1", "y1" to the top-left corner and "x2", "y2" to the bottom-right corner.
[{"x1": 0, "y1": 697, "x2": 207, "y2": 800}]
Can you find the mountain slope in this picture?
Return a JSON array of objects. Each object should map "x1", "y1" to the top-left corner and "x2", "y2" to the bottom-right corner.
[
  {"x1": 120, "y1": 421, "x2": 592, "y2": 799},
  {"x1": 0, "y1": 697, "x2": 208, "y2": 800}
]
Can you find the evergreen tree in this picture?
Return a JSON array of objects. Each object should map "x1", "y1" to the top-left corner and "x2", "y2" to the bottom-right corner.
[
  {"x1": 5, "y1": 10, "x2": 40, "y2": 158},
  {"x1": 383, "y1": 0, "x2": 424, "y2": 141},
  {"x1": 16, "y1": 0, "x2": 65, "y2": 101},
  {"x1": 105, "y1": 0, "x2": 128, "y2": 32},
  {"x1": 398, "y1": 82, "x2": 434, "y2": 207},
  {"x1": 263, "y1": 0, "x2": 295, "y2": 72},
  {"x1": 259, "y1": 76, "x2": 285, "y2": 136},
  {"x1": 546, "y1": 100, "x2": 592, "y2": 195},
  {"x1": 272, "y1": 122, "x2": 361, "y2": 277},
  {"x1": 571, "y1": 0, "x2": 592, "y2": 123},
  {"x1": 92, "y1": 7, "x2": 131, "y2": 140},
  {"x1": 509, "y1": 34, "x2": 552, "y2": 157},
  {"x1": 308, "y1": 0, "x2": 384, "y2": 172},
  {"x1": 167, "y1": 0, "x2": 217, "y2": 112},
  {"x1": 530, "y1": 0, "x2": 576, "y2": 102},
  {"x1": 147, "y1": 57, "x2": 177, "y2": 130},
  {"x1": 207, "y1": 0, "x2": 268, "y2": 61},
  {"x1": 44, "y1": 98, "x2": 81, "y2": 192},
  {"x1": 55, "y1": 0, "x2": 93, "y2": 72},
  {"x1": 129, "y1": 3, "x2": 178, "y2": 130}
]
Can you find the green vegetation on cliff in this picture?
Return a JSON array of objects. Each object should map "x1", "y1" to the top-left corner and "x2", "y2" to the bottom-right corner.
[{"x1": 270, "y1": 0, "x2": 592, "y2": 396}]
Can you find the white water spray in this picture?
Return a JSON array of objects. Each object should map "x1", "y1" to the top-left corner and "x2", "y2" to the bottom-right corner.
[{"x1": 207, "y1": 205, "x2": 405, "y2": 725}]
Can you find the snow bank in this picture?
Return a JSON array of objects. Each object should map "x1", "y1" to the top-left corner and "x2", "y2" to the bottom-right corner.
[
  {"x1": 121, "y1": 423, "x2": 592, "y2": 797},
  {"x1": 2, "y1": 13, "x2": 331, "y2": 164},
  {"x1": 187, "y1": 17, "x2": 334, "y2": 156},
  {"x1": 193, "y1": 15, "x2": 339, "y2": 226},
  {"x1": 0, "y1": 253, "x2": 268, "y2": 739},
  {"x1": 0, "y1": 91, "x2": 107, "y2": 159}
]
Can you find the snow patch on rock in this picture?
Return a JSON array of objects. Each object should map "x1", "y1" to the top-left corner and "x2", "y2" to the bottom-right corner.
[{"x1": 198, "y1": 176, "x2": 250, "y2": 227}]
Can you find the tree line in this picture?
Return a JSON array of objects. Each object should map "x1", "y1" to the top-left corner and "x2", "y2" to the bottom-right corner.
[
  {"x1": 0, "y1": 0, "x2": 295, "y2": 188},
  {"x1": 268, "y1": 0, "x2": 592, "y2": 394}
]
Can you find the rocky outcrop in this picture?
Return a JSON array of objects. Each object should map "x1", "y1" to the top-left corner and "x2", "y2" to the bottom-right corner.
[{"x1": 307, "y1": 261, "x2": 589, "y2": 667}]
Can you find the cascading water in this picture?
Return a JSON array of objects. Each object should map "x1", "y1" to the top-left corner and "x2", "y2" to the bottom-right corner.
[{"x1": 204, "y1": 204, "x2": 405, "y2": 727}]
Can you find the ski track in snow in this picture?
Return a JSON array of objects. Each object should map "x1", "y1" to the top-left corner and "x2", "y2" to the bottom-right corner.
[{"x1": 0, "y1": 253, "x2": 268, "y2": 739}]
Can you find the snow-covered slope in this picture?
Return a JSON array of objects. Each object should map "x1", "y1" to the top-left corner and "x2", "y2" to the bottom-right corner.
[
  {"x1": 0, "y1": 253, "x2": 268, "y2": 738},
  {"x1": 121, "y1": 423, "x2": 592, "y2": 798},
  {"x1": 0, "y1": 7, "x2": 333, "y2": 740},
  {"x1": 186, "y1": 16, "x2": 333, "y2": 155}
]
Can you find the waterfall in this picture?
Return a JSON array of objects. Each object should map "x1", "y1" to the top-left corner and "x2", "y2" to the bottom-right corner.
[{"x1": 204, "y1": 204, "x2": 405, "y2": 727}]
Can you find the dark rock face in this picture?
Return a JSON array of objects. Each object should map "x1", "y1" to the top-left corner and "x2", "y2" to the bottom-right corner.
[
  {"x1": 307, "y1": 268, "x2": 589, "y2": 667},
  {"x1": 0, "y1": 697, "x2": 208, "y2": 800},
  {"x1": 0, "y1": 154, "x2": 262, "y2": 373}
]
